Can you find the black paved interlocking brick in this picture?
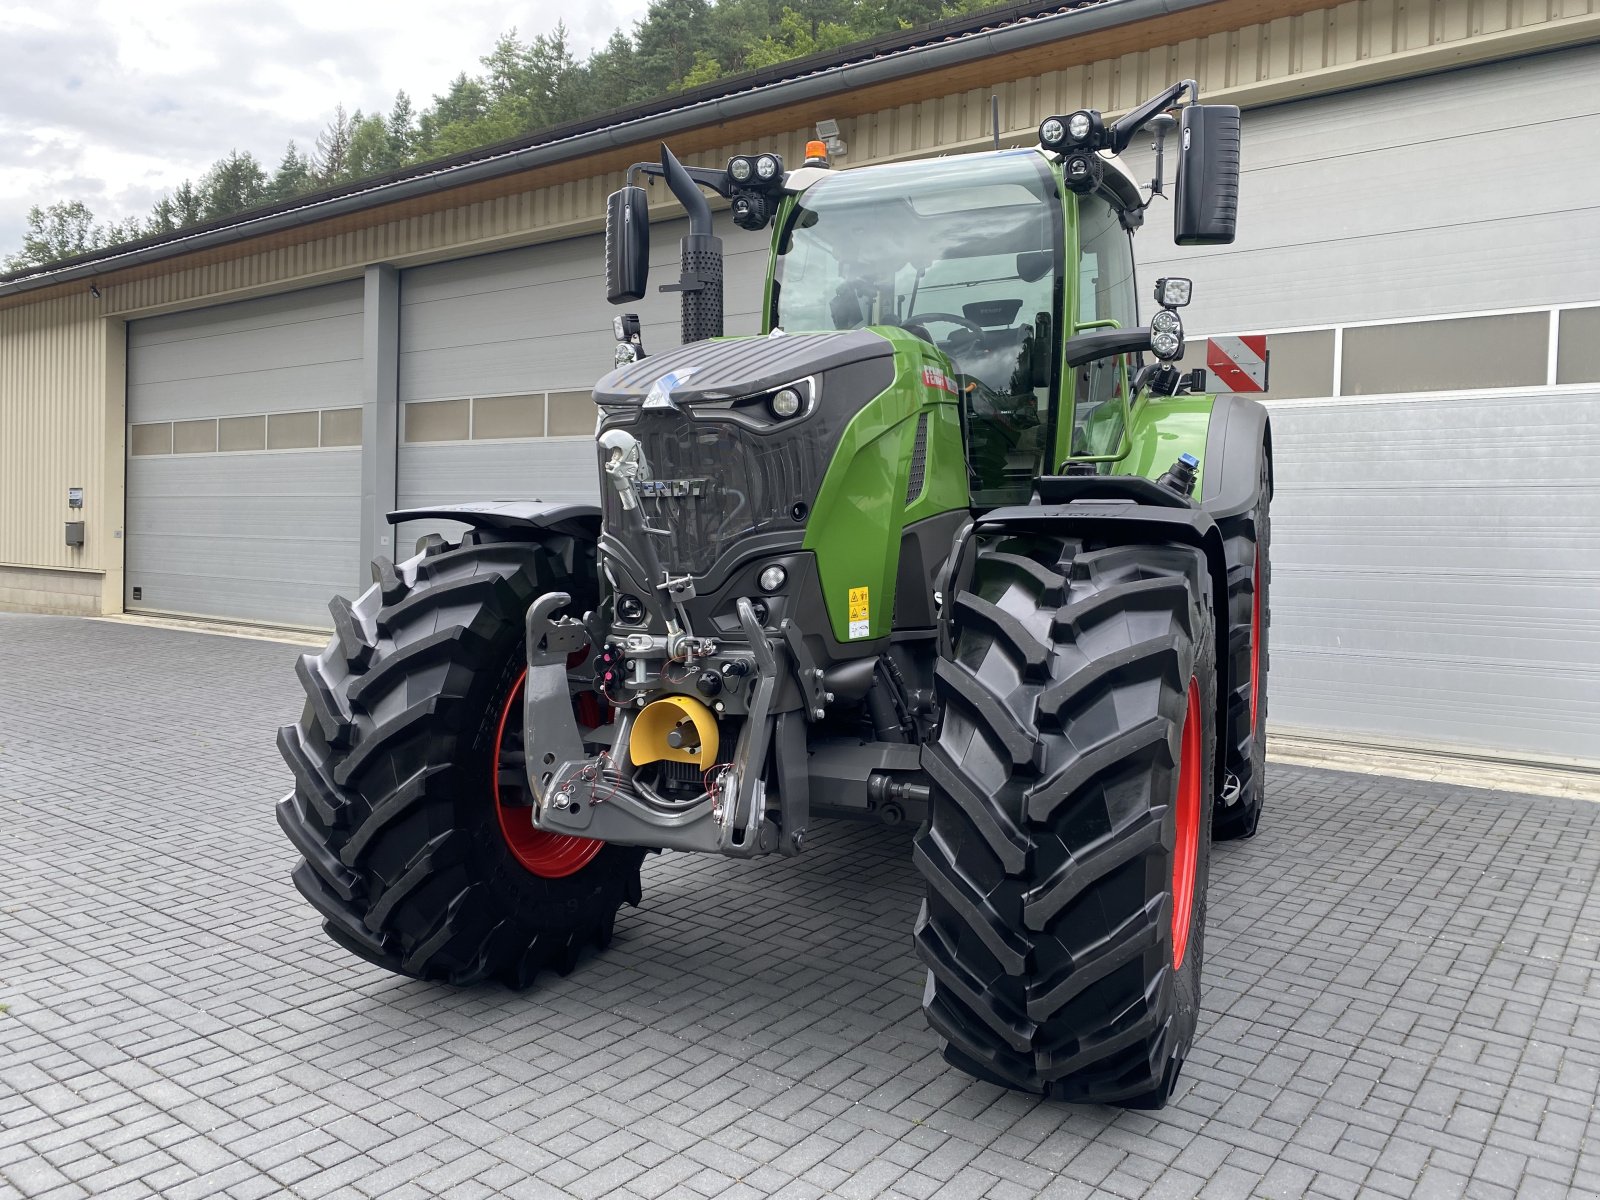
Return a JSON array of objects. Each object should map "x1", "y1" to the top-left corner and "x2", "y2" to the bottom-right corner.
[{"x1": 3, "y1": 612, "x2": 1600, "y2": 1198}]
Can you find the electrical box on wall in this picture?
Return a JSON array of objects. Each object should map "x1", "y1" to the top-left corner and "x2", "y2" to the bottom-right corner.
[
  {"x1": 68, "y1": 487, "x2": 84, "y2": 508},
  {"x1": 65, "y1": 521, "x2": 85, "y2": 547}
]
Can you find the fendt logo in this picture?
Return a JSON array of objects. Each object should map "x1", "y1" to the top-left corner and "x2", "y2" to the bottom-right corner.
[{"x1": 638, "y1": 478, "x2": 711, "y2": 498}]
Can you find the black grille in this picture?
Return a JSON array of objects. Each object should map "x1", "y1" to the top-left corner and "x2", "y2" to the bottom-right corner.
[
  {"x1": 603, "y1": 413, "x2": 830, "y2": 578},
  {"x1": 905, "y1": 413, "x2": 928, "y2": 505}
]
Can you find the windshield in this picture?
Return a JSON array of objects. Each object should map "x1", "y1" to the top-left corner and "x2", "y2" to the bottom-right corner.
[{"x1": 772, "y1": 152, "x2": 1063, "y2": 503}]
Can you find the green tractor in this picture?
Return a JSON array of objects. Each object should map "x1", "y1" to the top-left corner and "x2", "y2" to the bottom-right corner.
[{"x1": 277, "y1": 79, "x2": 1272, "y2": 1107}]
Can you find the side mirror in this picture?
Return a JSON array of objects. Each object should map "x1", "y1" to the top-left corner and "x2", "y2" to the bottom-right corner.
[
  {"x1": 1064, "y1": 327, "x2": 1152, "y2": 369},
  {"x1": 1029, "y1": 311, "x2": 1052, "y2": 388},
  {"x1": 605, "y1": 186, "x2": 650, "y2": 304},
  {"x1": 1173, "y1": 104, "x2": 1240, "y2": 246}
]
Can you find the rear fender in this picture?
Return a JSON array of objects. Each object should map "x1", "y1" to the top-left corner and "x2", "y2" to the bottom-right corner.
[{"x1": 946, "y1": 493, "x2": 1230, "y2": 798}]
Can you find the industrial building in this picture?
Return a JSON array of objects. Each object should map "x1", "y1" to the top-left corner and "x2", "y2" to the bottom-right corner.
[{"x1": 2, "y1": 0, "x2": 1597, "y2": 764}]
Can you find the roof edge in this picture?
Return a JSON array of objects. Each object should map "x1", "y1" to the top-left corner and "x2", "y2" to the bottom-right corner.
[{"x1": 0, "y1": 0, "x2": 1213, "y2": 299}]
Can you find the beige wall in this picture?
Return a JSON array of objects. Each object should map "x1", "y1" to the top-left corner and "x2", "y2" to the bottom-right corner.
[
  {"x1": 0, "y1": 0, "x2": 1596, "y2": 616},
  {"x1": 0, "y1": 294, "x2": 124, "y2": 613}
]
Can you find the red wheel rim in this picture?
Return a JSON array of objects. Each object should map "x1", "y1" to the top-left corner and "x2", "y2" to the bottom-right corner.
[
  {"x1": 492, "y1": 667, "x2": 605, "y2": 878},
  {"x1": 1172, "y1": 676, "x2": 1202, "y2": 971},
  {"x1": 1249, "y1": 554, "x2": 1262, "y2": 730}
]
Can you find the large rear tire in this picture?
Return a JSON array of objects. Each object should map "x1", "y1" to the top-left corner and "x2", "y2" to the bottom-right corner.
[
  {"x1": 276, "y1": 529, "x2": 645, "y2": 987},
  {"x1": 1213, "y1": 453, "x2": 1271, "y2": 840},
  {"x1": 916, "y1": 534, "x2": 1216, "y2": 1107}
]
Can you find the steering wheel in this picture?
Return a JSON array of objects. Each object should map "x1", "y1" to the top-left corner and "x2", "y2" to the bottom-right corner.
[
  {"x1": 907, "y1": 312, "x2": 987, "y2": 354},
  {"x1": 908, "y1": 312, "x2": 986, "y2": 337}
]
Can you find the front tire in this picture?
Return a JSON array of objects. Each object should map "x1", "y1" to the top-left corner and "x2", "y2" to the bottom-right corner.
[
  {"x1": 916, "y1": 534, "x2": 1217, "y2": 1106},
  {"x1": 276, "y1": 529, "x2": 645, "y2": 987}
]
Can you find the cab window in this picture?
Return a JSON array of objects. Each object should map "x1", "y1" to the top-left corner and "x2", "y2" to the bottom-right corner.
[{"x1": 1070, "y1": 195, "x2": 1138, "y2": 458}]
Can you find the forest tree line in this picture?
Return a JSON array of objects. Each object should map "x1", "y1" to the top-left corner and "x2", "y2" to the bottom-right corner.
[{"x1": 5, "y1": 0, "x2": 1000, "y2": 272}]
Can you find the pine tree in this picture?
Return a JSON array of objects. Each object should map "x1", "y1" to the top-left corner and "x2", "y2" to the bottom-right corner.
[
  {"x1": 314, "y1": 104, "x2": 355, "y2": 183},
  {"x1": 387, "y1": 92, "x2": 417, "y2": 163},
  {"x1": 171, "y1": 180, "x2": 205, "y2": 226},
  {"x1": 267, "y1": 142, "x2": 316, "y2": 202},
  {"x1": 200, "y1": 150, "x2": 268, "y2": 219},
  {"x1": 145, "y1": 196, "x2": 179, "y2": 237}
]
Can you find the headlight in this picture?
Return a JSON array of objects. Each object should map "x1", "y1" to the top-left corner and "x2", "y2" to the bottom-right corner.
[
  {"x1": 1039, "y1": 117, "x2": 1065, "y2": 148},
  {"x1": 755, "y1": 154, "x2": 779, "y2": 180},
  {"x1": 1067, "y1": 111, "x2": 1093, "y2": 141},
  {"x1": 770, "y1": 387, "x2": 802, "y2": 418},
  {"x1": 1151, "y1": 309, "x2": 1183, "y2": 336},
  {"x1": 728, "y1": 156, "x2": 752, "y2": 182},
  {"x1": 1151, "y1": 329, "x2": 1183, "y2": 360},
  {"x1": 758, "y1": 565, "x2": 786, "y2": 593}
]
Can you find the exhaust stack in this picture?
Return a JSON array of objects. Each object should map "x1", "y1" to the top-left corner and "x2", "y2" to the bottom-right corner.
[{"x1": 659, "y1": 144, "x2": 724, "y2": 343}]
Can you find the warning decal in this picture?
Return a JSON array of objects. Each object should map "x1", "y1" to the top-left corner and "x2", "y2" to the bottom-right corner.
[
  {"x1": 1205, "y1": 335, "x2": 1270, "y2": 394},
  {"x1": 847, "y1": 586, "x2": 870, "y2": 639}
]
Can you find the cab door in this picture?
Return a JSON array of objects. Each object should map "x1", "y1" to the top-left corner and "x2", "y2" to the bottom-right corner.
[{"x1": 1061, "y1": 193, "x2": 1140, "y2": 464}]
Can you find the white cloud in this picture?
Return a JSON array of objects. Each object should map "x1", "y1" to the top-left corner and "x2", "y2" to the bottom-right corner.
[{"x1": 0, "y1": 0, "x2": 652, "y2": 255}]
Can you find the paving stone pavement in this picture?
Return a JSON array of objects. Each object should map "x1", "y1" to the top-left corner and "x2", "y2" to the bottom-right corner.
[{"x1": 2, "y1": 611, "x2": 1599, "y2": 1200}]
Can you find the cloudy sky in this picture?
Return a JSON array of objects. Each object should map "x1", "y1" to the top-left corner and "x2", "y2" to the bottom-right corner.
[{"x1": 0, "y1": 0, "x2": 653, "y2": 256}]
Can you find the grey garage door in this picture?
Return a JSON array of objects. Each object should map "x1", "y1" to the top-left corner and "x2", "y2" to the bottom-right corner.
[
  {"x1": 126, "y1": 281, "x2": 363, "y2": 628},
  {"x1": 393, "y1": 220, "x2": 770, "y2": 551},
  {"x1": 1133, "y1": 46, "x2": 1600, "y2": 762}
]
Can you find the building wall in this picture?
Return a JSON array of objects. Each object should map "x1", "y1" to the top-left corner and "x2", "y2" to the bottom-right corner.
[
  {"x1": 0, "y1": 294, "x2": 124, "y2": 613},
  {"x1": 0, "y1": 0, "x2": 1595, "y2": 629},
  {"x1": 67, "y1": 0, "x2": 1600, "y2": 324}
]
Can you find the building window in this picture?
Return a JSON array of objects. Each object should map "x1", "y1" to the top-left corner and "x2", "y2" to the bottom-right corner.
[
  {"x1": 319, "y1": 407, "x2": 363, "y2": 447},
  {"x1": 218, "y1": 415, "x2": 266, "y2": 452},
  {"x1": 404, "y1": 398, "x2": 470, "y2": 443},
  {"x1": 172, "y1": 419, "x2": 218, "y2": 454},
  {"x1": 267, "y1": 410, "x2": 321, "y2": 449},
  {"x1": 547, "y1": 390, "x2": 595, "y2": 437},
  {"x1": 1556, "y1": 307, "x2": 1600, "y2": 385},
  {"x1": 1341, "y1": 312, "x2": 1548, "y2": 395},
  {"x1": 130, "y1": 423, "x2": 172, "y2": 456},
  {"x1": 472, "y1": 394, "x2": 545, "y2": 439}
]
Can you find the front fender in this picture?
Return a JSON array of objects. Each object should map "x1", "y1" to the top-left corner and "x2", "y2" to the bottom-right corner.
[
  {"x1": 387, "y1": 500, "x2": 601, "y2": 542},
  {"x1": 1200, "y1": 394, "x2": 1272, "y2": 521}
]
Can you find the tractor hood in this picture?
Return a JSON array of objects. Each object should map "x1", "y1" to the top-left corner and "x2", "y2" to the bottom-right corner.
[{"x1": 593, "y1": 330, "x2": 892, "y2": 406}]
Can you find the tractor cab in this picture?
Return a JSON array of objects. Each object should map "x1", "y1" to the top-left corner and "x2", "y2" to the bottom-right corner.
[{"x1": 768, "y1": 150, "x2": 1067, "y2": 504}]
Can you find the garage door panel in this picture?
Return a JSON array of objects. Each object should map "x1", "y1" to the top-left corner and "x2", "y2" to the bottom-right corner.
[
  {"x1": 1142, "y1": 208, "x2": 1600, "y2": 331},
  {"x1": 1233, "y1": 45, "x2": 1598, "y2": 168},
  {"x1": 1130, "y1": 48, "x2": 1600, "y2": 329},
  {"x1": 398, "y1": 222, "x2": 769, "y2": 397},
  {"x1": 126, "y1": 452, "x2": 360, "y2": 627},
  {"x1": 1270, "y1": 649, "x2": 1597, "y2": 760},
  {"x1": 1265, "y1": 388, "x2": 1600, "y2": 759},
  {"x1": 129, "y1": 316, "x2": 362, "y2": 389},
  {"x1": 128, "y1": 359, "x2": 365, "y2": 424},
  {"x1": 394, "y1": 440, "x2": 603, "y2": 553},
  {"x1": 130, "y1": 284, "x2": 362, "y2": 346},
  {"x1": 398, "y1": 260, "x2": 767, "y2": 355},
  {"x1": 127, "y1": 281, "x2": 362, "y2": 627}
]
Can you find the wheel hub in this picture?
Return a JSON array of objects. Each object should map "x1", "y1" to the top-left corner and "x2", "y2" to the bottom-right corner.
[{"x1": 493, "y1": 668, "x2": 604, "y2": 878}]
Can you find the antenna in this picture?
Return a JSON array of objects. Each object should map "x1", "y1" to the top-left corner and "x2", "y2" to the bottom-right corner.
[{"x1": 991, "y1": 94, "x2": 1001, "y2": 150}]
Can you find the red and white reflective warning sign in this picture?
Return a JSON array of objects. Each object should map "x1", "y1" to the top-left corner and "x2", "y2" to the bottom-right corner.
[{"x1": 1206, "y1": 335, "x2": 1270, "y2": 393}]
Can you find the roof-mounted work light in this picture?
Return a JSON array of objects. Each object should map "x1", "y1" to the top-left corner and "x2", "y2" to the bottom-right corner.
[
  {"x1": 726, "y1": 153, "x2": 785, "y2": 190},
  {"x1": 1039, "y1": 109, "x2": 1103, "y2": 152}
]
